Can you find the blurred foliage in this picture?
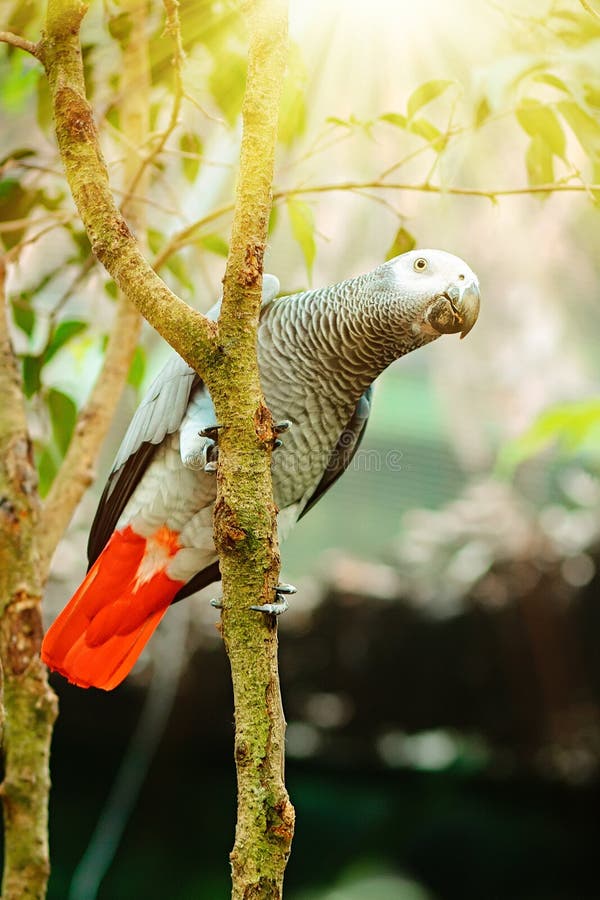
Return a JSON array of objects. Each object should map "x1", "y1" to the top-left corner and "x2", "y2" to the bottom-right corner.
[
  {"x1": 498, "y1": 398, "x2": 600, "y2": 475},
  {"x1": 0, "y1": 0, "x2": 599, "y2": 501}
]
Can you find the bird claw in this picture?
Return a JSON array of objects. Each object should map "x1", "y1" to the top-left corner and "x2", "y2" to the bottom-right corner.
[
  {"x1": 199, "y1": 424, "x2": 223, "y2": 442},
  {"x1": 198, "y1": 425, "x2": 221, "y2": 473},
  {"x1": 210, "y1": 596, "x2": 222, "y2": 609},
  {"x1": 250, "y1": 582, "x2": 297, "y2": 616},
  {"x1": 274, "y1": 420, "x2": 292, "y2": 435}
]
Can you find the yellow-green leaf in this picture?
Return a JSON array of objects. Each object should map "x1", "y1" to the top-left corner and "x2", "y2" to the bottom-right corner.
[
  {"x1": 386, "y1": 227, "x2": 416, "y2": 260},
  {"x1": 407, "y1": 79, "x2": 454, "y2": 120},
  {"x1": 287, "y1": 198, "x2": 316, "y2": 280},
  {"x1": 516, "y1": 98, "x2": 566, "y2": 159}
]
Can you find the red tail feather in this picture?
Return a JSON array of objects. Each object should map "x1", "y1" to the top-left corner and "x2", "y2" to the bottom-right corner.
[{"x1": 42, "y1": 525, "x2": 185, "y2": 690}]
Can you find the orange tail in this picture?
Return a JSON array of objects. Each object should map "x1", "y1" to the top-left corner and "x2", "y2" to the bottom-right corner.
[{"x1": 42, "y1": 525, "x2": 185, "y2": 690}]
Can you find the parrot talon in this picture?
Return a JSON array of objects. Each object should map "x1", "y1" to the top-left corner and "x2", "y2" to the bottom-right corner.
[
  {"x1": 210, "y1": 597, "x2": 222, "y2": 609},
  {"x1": 273, "y1": 439, "x2": 283, "y2": 450},
  {"x1": 204, "y1": 460, "x2": 218, "y2": 474},
  {"x1": 199, "y1": 424, "x2": 223, "y2": 442},
  {"x1": 250, "y1": 582, "x2": 296, "y2": 616},
  {"x1": 274, "y1": 420, "x2": 292, "y2": 434},
  {"x1": 250, "y1": 599, "x2": 289, "y2": 616}
]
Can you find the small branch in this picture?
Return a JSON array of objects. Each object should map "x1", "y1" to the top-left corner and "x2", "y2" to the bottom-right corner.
[
  {"x1": 0, "y1": 31, "x2": 39, "y2": 57},
  {"x1": 153, "y1": 178, "x2": 600, "y2": 269},
  {"x1": 120, "y1": 0, "x2": 185, "y2": 213},
  {"x1": 40, "y1": 0, "x2": 217, "y2": 375},
  {"x1": 210, "y1": 0, "x2": 294, "y2": 896},
  {"x1": 0, "y1": 259, "x2": 58, "y2": 900},
  {"x1": 578, "y1": 0, "x2": 600, "y2": 22}
]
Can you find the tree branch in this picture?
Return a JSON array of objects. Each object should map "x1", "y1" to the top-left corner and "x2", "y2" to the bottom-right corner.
[
  {"x1": 0, "y1": 260, "x2": 58, "y2": 900},
  {"x1": 152, "y1": 179, "x2": 600, "y2": 269},
  {"x1": 578, "y1": 0, "x2": 600, "y2": 23},
  {"x1": 120, "y1": 0, "x2": 185, "y2": 213},
  {"x1": 39, "y1": 0, "x2": 218, "y2": 375},
  {"x1": 0, "y1": 31, "x2": 39, "y2": 57},
  {"x1": 38, "y1": 0, "x2": 154, "y2": 573},
  {"x1": 208, "y1": 0, "x2": 294, "y2": 895}
]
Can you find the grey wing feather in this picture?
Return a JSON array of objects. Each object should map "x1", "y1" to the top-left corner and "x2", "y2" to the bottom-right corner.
[
  {"x1": 299, "y1": 386, "x2": 373, "y2": 520},
  {"x1": 88, "y1": 274, "x2": 281, "y2": 566}
]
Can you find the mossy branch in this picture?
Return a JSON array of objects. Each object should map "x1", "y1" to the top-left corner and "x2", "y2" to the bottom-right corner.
[
  {"x1": 0, "y1": 261, "x2": 58, "y2": 900},
  {"x1": 211, "y1": 0, "x2": 294, "y2": 893}
]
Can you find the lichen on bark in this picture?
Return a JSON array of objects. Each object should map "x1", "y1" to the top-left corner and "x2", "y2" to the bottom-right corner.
[{"x1": 0, "y1": 261, "x2": 58, "y2": 900}]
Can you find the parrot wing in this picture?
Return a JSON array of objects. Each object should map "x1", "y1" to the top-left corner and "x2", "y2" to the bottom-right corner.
[
  {"x1": 87, "y1": 274, "x2": 281, "y2": 566},
  {"x1": 299, "y1": 385, "x2": 373, "y2": 519}
]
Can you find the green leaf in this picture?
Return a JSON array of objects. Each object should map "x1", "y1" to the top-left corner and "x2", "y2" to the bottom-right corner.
[
  {"x1": 12, "y1": 300, "x2": 35, "y2": 337},
  {"x1": 497, "y1": 399, "x2": 600, "y2": 475},
  {"x1": 165, "y1": 255, "x2": 193, "y2": 292},
  {"x1": 532, "y1": 73, "x2": 570, "y2": 94},
  {"x1": 516, "y1": 98, "x2": 566, "y2": 159},
  {"x1": 208, "y1": 52, "x2": 246, "y2": 125},
  {"x1": 147, "y1": 229, "x2": 164, "y2": 255},
  {"x1": 326, "y1": 116, "x2": 351, "y2": 128},
  {"x1": 47, "y1": 388, "x2": 77, "y2": 456},
  {"x1": 268, "y1": 204, "x2": 278, "y2": 236},
  {"x1": 0, "y1": 55, "x2": 38, "y2": 113},
  {"x1": 557, "y1": 100, "x2": 600, "y2": 157},
  {"x1": 22, "y1": 355, "x2": 42, "y2": 398},
  {"x1": 278, "y1": 42, "x2": 307, "y2": 146},
  {"x1": 407, "y1": 79, "x2": 454, "y2": 120},
  {"x1": 127, "y1": 346, "x2": 146, "y2": 391},
  {"x1": 36, "y1": 446, "x2": 58, "y2": 499},
  {"x1": 525, "y1": 135, "x2": 554, "y2": 189},
  {"x1": 474, "y1": 97, "x2": 491, "y2": 128},
  {"x1": 386, "y1": 227, "x2": 416, "y2": 260},
  {"x1": 36, "y1": 69, "x2": 52, "y2": 132},
  {"x1": 179, "y1": 132, "x2": 203, "y2": 183},
  {"x1": 44, "y1": 321, "x2": 87, "y2": 364},
  {"x1": 198, "y1": 233, "x2": 229, "y2": 257},
  {"x1": 104, "y1": 280, "x2": 118, "y2": 299},
  {"x1": 287, "y1": 198, "x2": 316, "y2": 280},
  {"x1": 380, "y1": 112, "x2": 407, "y2": 129},
  {"x1": 408, "y1": 117, "x2": 445, "y2": 149}
]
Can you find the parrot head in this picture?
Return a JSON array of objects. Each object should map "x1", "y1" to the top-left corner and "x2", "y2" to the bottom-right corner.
[{"x1": 386, "y1": 248, "x2": 481, "y2": 340}]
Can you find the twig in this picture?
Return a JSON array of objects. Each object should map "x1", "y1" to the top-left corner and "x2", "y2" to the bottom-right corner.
[
  {"x1": 578, "y1": 0, "x2": 600, "y2": 22},
  {"x1": 0, "y1": 31, "x2": 39, "y2": 57},
  {"x1": 120, "y1": 0, "x2": 185, "y2": 214},
  {"x1": 153, "y1": 177, "x2": 600, "y2": 270}
]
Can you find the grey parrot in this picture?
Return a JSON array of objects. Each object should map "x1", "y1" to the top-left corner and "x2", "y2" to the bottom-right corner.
[{"x1": 42, "y1": 249, "x2": 480, "y2": 689}]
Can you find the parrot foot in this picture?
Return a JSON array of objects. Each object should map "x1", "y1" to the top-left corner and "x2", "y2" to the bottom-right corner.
[
  {"x1": 250, "y1": 582, "x2": 297, "y2": 616},
  {"x1": 272, "y1": 420, "x2": 292, "y2": 451},
  {"x1": 198, "y1": 425, "x2": 221, "y2": 474},
  {"x1": 201, "y1": 421, "x2": 291, "y2": 472},
  {"x1": 211, "y1": 583, "x2": 296, "y2": 615},
  {"x1": 199, "y1": 424, "x2": 223, "y2": 442}
]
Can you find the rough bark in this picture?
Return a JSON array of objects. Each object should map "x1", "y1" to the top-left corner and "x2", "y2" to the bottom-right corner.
[
  {"x1": 213, "y1": 2, "x2": 295, "y2": 896},
  {"x1": 0, "y1": 261, "x2": 58, "y2": 900}
]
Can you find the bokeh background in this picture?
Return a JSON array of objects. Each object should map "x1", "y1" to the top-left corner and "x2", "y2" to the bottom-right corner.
[{"x1": 2, "y1": 0, "x2": 600, "y2": 897}]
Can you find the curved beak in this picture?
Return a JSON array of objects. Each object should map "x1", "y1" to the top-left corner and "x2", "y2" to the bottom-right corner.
[{"x1": 426, "y1": 280, "x2": 481, "y2": 340}]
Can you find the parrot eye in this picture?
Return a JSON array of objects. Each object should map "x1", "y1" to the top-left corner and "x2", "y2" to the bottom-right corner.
[{"x1": 414, "y1": 257, "x2": 428, "y2": 272}]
